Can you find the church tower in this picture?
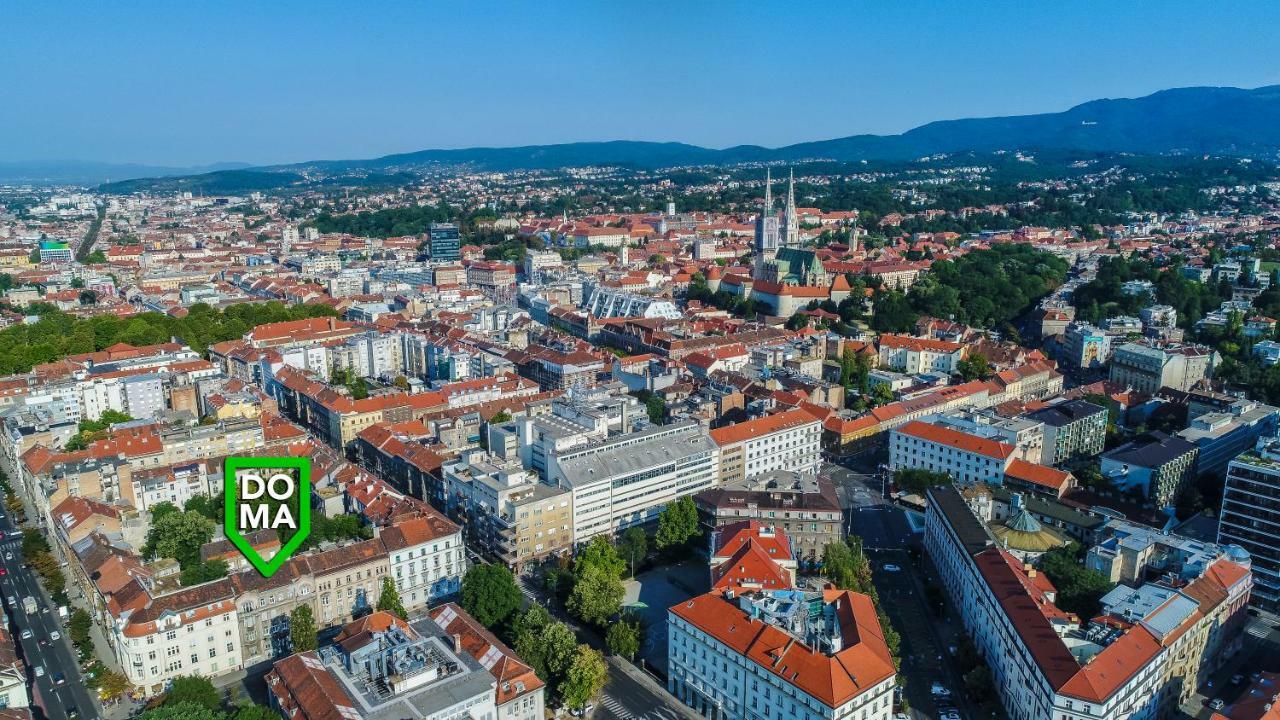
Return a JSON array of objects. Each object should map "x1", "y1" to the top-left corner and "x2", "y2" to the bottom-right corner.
[
  {"x1": 754, "y1": 169, "x2": 780, "y2": 279},
  {"x1": 781, "y1": 168, "x2": 799, "y2": 248}
]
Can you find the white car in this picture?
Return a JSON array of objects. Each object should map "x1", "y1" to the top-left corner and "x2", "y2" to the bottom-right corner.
[
  {"x1": 883, "y1": 564, "x2": 902, "y2": 572},
  {"x1": 50, "y1": 630, "x2": 60, "y2": 641},
  {"x1": 3, "y1": 552, "x2": 10, "y2": 560},
  {"x1": 34, "y1": 666, "x2": 44, "y2": 678},
  {"x1": 930, "y1": 682, "x2": 951, "y2": 696},
  {"x1": 19, "y1": 629, "x2": 31, "y2": 640}
]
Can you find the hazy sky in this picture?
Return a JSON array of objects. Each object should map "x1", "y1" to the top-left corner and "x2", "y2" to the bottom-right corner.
[{"x1": 4, "y1": 1, "x2": 1278, "y2": 167}]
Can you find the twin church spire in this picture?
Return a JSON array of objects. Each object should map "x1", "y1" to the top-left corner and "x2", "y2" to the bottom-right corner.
[{"x1": 754, "y1": 168, "x2": 800, "y2": 279}]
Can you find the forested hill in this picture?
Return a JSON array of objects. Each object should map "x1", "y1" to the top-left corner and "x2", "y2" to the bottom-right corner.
[{"x1": 99, "y1": 85, "x2": 1280, "y2": 192}]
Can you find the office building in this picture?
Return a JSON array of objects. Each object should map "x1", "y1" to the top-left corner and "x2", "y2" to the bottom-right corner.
[
  {"x1": 1108, "y1": 342, "x2": 1216, "y2": 394},
  {"x1": 428, "y1": 222, "x2": 461, "y2": 262},
  {"x1": 549, "y1": 422, "x2": 720, "y2": 542}
]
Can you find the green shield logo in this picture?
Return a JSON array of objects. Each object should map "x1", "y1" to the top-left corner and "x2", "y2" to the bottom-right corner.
[{"x1": 224, "y1": 456, "x2": 312, "y2": 577}]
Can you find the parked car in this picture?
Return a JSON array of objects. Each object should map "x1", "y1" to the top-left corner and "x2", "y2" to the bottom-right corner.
[
  {"x1": 1233, "y1": 674, "x2": 1245, "y2": 685},
  {"x1": 34, "y1": 667, "x2": 44, "y2": 678},
  {"x1": 49, "y1": 630, "x2": 60, "y2": 641},
  {"x1": 883, "y1": 564, "x2": 902, "y2": 572},
  {"x1": 931, "y1": 682, "x2": 951, "y2": 696},
  {"x1": 19, "y1": 629, "x2": 31, "y2": 640},
  {"x1": 1209, "y1": 699, "x2": 1225, "y2": 711}
]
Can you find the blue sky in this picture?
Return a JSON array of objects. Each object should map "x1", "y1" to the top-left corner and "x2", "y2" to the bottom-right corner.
[{"x1": 3, "y1": 1, "x2": 1278, "y2": 167}]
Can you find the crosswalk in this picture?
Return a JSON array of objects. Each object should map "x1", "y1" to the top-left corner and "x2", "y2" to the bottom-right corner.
[
  {"x1": 595, "y1": 694, "x2": 686, "y2": 720},
  {"x1": 1246, "y1": 621, "x2": 1270, "y2": 640}
]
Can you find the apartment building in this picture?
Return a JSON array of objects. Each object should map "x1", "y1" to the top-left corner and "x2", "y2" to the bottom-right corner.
[
  {"x1": 694, "y1": 471, "x2": 842, "y2": 566},
  {"x1": 550, "y1": 421, "x2": 720, "y2": 542},
  {"x1": 1024, "y1": 398, "x2": 1108, "y2": 466},
  {"x1": 1109, "y1": 342, "x2": 1217, "y2": 394},
  {"x1": 1064, "y1": 322, "x2": 1111, "y2": 369},
  {"x1": 710, "y1": 408, "x2": 822, "y2": 483},
  {"x1": 266, "y1": 611, "x2": 498, "y2": 720},
  {"x1": 889, "y1": 419, "x2": 1016, "y2": 485},
  {"x1": 926, "y1": 486, "x2": 1252, "y2": 720},
  {"x1": 381, "y1": 512, "x2": 465, "y2": 610},
  {"x1": 1100, "y1": 431, "x2": 1198, "y2": 507},
  {"x1": 441, "y1": 449, "x2": 573, "y2": 570},
  {"x1": 668, "y1": 588, "x2": 896, "y2": 720},
  {"x1": 876, "y1": 334, "x2": 965, "y2": 375},
  {"x1": 1218, "y1": 438, "x2": 1280, "y2": 612},
  {"x1": 108, "y1": 578, "x2": 244, "y2": 697}
]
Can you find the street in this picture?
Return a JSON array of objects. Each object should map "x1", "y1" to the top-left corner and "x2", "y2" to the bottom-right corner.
[
  {"x1": 821, "y1": 457, "x2": 978, "y2": 720},
  {"x1": 0, "y1": 507, "x2": 99, "y2": 720}
]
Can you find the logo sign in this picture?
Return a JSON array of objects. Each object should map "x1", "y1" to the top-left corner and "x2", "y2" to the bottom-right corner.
[{"x1": 224, "y1": 457, "x2": 311, "y2": 578}]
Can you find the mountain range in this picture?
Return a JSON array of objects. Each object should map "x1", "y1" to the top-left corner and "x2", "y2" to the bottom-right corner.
[{"x1": 32, "y1": 84, "x2": 1280, "y2": 190}]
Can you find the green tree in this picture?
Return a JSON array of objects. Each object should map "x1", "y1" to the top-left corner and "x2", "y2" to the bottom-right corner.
[
  {"x1": 606, "y1": 617, "x2": 642, "y2": 661},
  {"x1": 616, "y1": 527, "x2": 648, "y2": 578},
  {"x1": 567, "y1": 563, "x2": 624, "y2": 626},
  {"x1": 290, "y1": 604, "x2": 318, "y2": 653},
  {"x1": 956, "y1": 353, "x2": 992, "y2": 381},
  {"x1": 573, "y1": 536, "x2": 626, "y2": 581},
  {"x1": 69, "y1": 608, "x2": 94, "y2": 645},
  {"x1": 460, "y1": 563, "x2": 523, "y2": 629},
  {"x1": 654, "y1": 496, "x2": 701, "y2": 551},
  {"x1": 184, "y1": 494, "x2": 220, "y2": 521},
  {"x1": 164, "y1": 675, "x2": 221, "y2": 712},
  {"x1": 393, "y1": 375, "x2": 411, "y2": 390},
  {"x1": 376, "y1": 575, "x2": 408, "y2": 619},
  {"x1": 137, "y1": 702, "x2": 225, "y2": 720},
  {"x1": 145, "y1": 510, "x2": 214, "y2": 568},
  {"x1": 96, "y1": 670, "x2": 131, "y2": 702},
  {"x1": 893, "y1": 468, "x2": 953, "y2": 495},
  {"x1": 1038, "y1": 544, "x2": 1115, "y2": 618},
  {"x1": 233, "y1": 704, "x2": 279, "y2": 720},
  {"x1": 560, "y1": 646, "x2": 608, "y2": 710},
  {"x1": 180, "y1": 558, "x2": 228, "y2": 587}
]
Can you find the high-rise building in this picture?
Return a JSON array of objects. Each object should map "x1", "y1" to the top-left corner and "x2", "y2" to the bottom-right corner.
[
  {"x1": 1219, "y1": 437, "x2": 1280, "y2": 611},
  {"x1": 428, "y1": 222, "x2": 461, "y2": 262}
]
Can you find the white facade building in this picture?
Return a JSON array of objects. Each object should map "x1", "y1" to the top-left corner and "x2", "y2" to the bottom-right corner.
[{"x1": 550, "y1": 422, "x2": 720, "y2": 542}]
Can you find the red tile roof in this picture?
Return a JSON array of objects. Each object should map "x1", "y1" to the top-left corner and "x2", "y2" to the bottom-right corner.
[
  {"x1": 709, "y1": 408, "x2": 820, "y2": 447},
  {"x1": 670, "y1": 589, "x2": 895, "y2": 708},
  {"x1": 895, "y1": 420, "x2": 1014, "y2": 460}
]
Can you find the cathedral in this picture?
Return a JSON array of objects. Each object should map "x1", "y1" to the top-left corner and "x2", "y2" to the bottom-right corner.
[{"x1": 754, "y1": 169, "x2": 811, "y2": 282}]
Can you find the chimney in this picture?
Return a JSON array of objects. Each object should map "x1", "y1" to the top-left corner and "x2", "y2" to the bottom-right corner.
[{"x1": 452, "y1": 633, "x2": 462, "y2": 653}]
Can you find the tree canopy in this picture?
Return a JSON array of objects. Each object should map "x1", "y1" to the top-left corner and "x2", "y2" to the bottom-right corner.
[
  {"x1": 461, "y1": 563, "x2": 523, "y2": 629},
  {"x1": 0, "y1": 301, "x2": 338, "y2": 374}
]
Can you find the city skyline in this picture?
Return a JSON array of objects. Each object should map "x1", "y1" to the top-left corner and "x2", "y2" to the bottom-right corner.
[{"x1": 4, "y1": 1, "x2": 1280, "y2": 167}]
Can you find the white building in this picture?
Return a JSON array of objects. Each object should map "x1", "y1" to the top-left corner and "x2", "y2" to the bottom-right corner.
[
  {"x1": 889, "y1": 419, "x2": 1015, "y2": 485},
  {"x1": 550, "y1": 422, "x2": 720, "y2": 542},
  {"x1": 380, "y1": 513, "x2": 465, "y2": 610},
  {"x1": 709, "y1": 408, "x2": 823, "y2": 484},
  {"x1": 110, "y1": 579, "x2": 244, "y2": 697},
  {"x1": 668, "y1": 588, "x2": 896, "y2": 720},
  {"x1": 877, "y1": 334, "x2": 965, "y2": 375},
  {"x1": 926, "y1": 486, "x2": 1253, "y2": 720}
]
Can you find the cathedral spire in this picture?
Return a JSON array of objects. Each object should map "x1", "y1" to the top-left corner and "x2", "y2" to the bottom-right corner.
[
  {"x1": 782, "y1": 168, "x2": 799, "y2": 247},
  {"x1": 763, "y1": 168, "x2": 773, "y2": 215}
]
